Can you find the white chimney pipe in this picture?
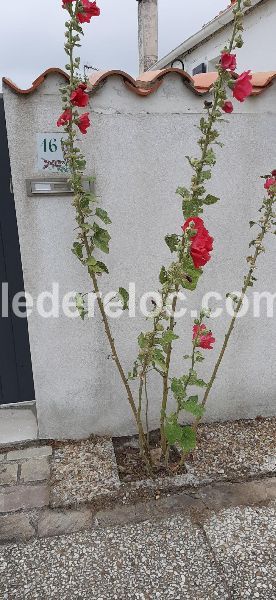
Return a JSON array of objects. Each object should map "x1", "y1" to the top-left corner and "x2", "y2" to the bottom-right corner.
[{"x1": 138, "y1": 0, "x2": 158, "y2": 74}]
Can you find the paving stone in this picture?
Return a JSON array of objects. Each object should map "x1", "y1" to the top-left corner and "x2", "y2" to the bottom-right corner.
[
  {"x1": 204, "y1": 502, "x2": 276, "y2": 599},
  {"x1": 0, "y1": 513, "x2": 35, "y2": 543},
  {"x1": 197, "y1": 477, "x2": 276, "y2": 511},
  {"x1": 7, "y1": 446, "x2": 52, "y2": 461},
  {"x1": 95, "y1": 492, "x2": 205, "y2": 527},
  {"x1": 20, "y1": 458, "x2": 50, "y2": 483},
  {"x1": 0, "y1": 464, "x2": 18, "y2": 486},
  {"x1": 37, "y1": 508, "x2": 93, "y2": 538},
  {"x1": 0, "y1": 484, "x2": 49, "y2": 513},
  {"x1": 0, "y1": 514, "x2": 229, "y2": 599}
]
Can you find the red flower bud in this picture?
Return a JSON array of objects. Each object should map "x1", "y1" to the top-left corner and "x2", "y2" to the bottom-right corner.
[
  {"x1": 182, "y1": 217, "x2": 213, "y2": 270},
  {"x1": 271, "y1": 170, "x2": 276, "y2": 177},
  {"x1": 222, "y1": 100, "x2": 233, "y2": 114}
]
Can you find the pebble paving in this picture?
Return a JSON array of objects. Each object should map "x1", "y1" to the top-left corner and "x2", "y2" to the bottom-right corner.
[
  {"x1": 0, "y1": 514, "x2": 229, "y2": 600},
  {"x1": 204, "y1": 501, "x2": 276, "y2": 599}
]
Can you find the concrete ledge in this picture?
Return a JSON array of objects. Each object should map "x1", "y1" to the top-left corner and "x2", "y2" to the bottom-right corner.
[{"x1": 1, "y1": 476, "x2": 275, "y2": 544}]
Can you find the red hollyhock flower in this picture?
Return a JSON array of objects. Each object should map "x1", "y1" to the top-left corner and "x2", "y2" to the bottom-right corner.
[
  {"x1": 70, "y1": 84, "x2": 89, "y2": 107},
  {"x1": 77, "y1": 0, "x2": 100, "y2": 23},
  {"x1": 193, "y1": 324, "x2": 215, "y2": 350},
  {"x1": 222, "y1": 100, "x2": 233, "y2": 114},
  {"x1": 77, "y1": 112, "x2": 90, "y2": 134},
  {"x1": 57, "y1": 108, "x2": 72, "y2": 127},
  {"x1": 221, "y1": 52, "x2": 237, "y2": 72},
  {"x1": 264, "y1": 177, "x2": 276, "y2": 190},
  {"x1": 182, "y1": 217, "x2": 214, "y2": 269},
  {"x1": 62, "y1": 0, "x2": 74, "y2": 4},
  {"x1": 271, "y1": 170, "x2": 276, "y2": 177},
  {"x1": 233, "y1": 71, "x2": 252, "y2": 102}
]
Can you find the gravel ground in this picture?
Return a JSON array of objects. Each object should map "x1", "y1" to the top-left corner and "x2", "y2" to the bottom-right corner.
[
  {"x1": 50, "y1": 438, "x2": 120, "y2": 507},
  {"x1": 1, "y1": 502, "x2": 275, "y2": 599},
  {"x1": 186, "y1": 418, "x2": 276, "y2": 480},
  {"x1": 204, "y1": 501, "x2": 276, "y2": 599},
  {"x1": 0, "y1": 515, "x2": 229, "y2": 600}
]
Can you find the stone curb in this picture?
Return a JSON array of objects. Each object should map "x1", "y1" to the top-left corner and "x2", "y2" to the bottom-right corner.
[{"x1": 1, "y1": 476, "x2": 275, "y2": 545}]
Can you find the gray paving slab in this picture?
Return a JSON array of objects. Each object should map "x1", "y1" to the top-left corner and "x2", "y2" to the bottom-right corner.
[
  {"x1": 0, "y1": 514, "x2": 229, "y2": 600},
  {"x1": 204, "y1": 501, "x2": 276, "y2": 599}
]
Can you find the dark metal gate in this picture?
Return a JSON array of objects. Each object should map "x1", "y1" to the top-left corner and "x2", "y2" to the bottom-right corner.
[{"x1": 0, "y1": 95, "x2": 35, "y2": 405}]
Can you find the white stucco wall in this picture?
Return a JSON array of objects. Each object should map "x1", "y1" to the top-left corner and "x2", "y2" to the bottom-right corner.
[
  {"x1": 3, "y1": 71, "x2": 276, "y2": 439},
  {"x1": 158, "y1": 0, "x2": 276, "y2": 75}
]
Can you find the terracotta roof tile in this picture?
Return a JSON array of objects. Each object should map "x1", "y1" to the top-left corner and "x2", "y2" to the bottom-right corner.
[{"x1": 3, "y1": 68, "x2": 276, "y2": 98}]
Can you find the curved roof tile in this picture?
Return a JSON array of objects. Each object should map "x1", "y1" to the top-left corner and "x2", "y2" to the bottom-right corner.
[{"x1": 2, "y1": 67, "x2": 276, "y2": 98}]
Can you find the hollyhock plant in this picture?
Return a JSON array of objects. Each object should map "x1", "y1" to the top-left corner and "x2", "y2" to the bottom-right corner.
[
  {"x1": 182, "y1": 217, "x2": 214, "y2": 269},
  {"x1": 193, "y1": 324, "x2": 215, "y2": 350},
  {"x1": 233, "y1": 71, "x2": 252, "y2": 102},
  {"x1": 221, "y1": 52, "x2": 237, "y2": 72},
  {"x1": 59, "y1": 0, "x2": 261, "y2": 472},
  {"x1": 77, "y1": 112, "x2": 90, "y2": 134},
  {"x1": 222, "y1": 100, "x2": 234, "y2": 114},
  {"x1": 57, "y1": 108, "x2": 72, "y2": 127},
  {"x1": 70, "y1": 84, "x2": 89, "y2": 107},
  {"x1": 77, "y1": 0, "x2": 100, "y2": 23}
]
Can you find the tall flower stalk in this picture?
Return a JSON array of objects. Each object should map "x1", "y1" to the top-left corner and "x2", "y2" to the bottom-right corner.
[
  {"x1": 132, "y1": 0, "x2": 253, "y2": 459},
  {"x1": 59, "y1": 0, "x2": 152, "y2": 472}
]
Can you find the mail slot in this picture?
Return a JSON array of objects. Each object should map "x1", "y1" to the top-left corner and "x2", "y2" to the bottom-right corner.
[{"x1": 26, "y1": 178, "x2": 94, "y2": 197}]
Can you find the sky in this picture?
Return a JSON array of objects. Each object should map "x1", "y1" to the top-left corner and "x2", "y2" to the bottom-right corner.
[{"x1": 0, "y1": 0, "x2": 227, "y2": 88}]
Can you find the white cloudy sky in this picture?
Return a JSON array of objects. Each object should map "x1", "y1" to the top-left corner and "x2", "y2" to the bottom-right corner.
[{"x1": 0, "y1": 0, "x2": 227, "y2": 87}]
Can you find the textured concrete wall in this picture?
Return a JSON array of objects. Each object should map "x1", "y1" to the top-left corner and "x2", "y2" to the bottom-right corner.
[
  {"x1": 3, "y1": 71, "x2": 276, "y2": 439},
  {"x1": 158, "y1": 0, "x2": 276, "y2": 74}
]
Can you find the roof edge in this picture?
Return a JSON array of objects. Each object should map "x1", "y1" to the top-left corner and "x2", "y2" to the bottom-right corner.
[{"x1": 149, "y1": 0, "x2": 264, "y2": 71}]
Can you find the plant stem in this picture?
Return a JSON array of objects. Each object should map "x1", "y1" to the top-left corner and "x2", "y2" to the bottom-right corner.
[
  {"x1": 64, "y1": 3, "x2": 152, "y2": 473},
  {"x1": 196, "y1": 194, "x2": 275, "y2": 427},
  {"x1": 160, "y1": 288, "x2": 179, "y2": 455}
]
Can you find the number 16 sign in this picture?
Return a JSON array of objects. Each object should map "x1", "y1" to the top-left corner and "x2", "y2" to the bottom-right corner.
[{"x1": 37, "y1": 133, "x2": 69, "y2": 174}]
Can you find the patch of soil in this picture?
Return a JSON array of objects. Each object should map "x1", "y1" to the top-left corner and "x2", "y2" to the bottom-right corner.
[
  {"x1": 113, "y1": 417, "x2": 276, "y2": 483},
  {"x1": 113, "y1": 429, "x2": 187, "y2": 482}
]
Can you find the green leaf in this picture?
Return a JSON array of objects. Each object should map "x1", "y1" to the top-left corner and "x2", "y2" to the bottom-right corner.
[
  {"x1": 181, "y1": 263, "x2": 202, "y2": 291},
  {"x1": 201, "y1": 170, "x2": 212, "y2": 181},
  {"x1": 161, "y1": 331, "x2": 179, "y2": 345},
  {"x1": 96, "y1": 207, "x2": 112, "y2": 225},
  {"x1": 75, "y1": 293, "x2": 87, "y2": 320},
  {"x1": 93, "y1": 238, "x2": 109, "y2": 254},
  {"x1": 72, "y1": 242, "x2": 83, "y2": 260},
  {"x1": 165, "y1": 417, "x2": 183, "y2": 446},
  {"x1": 159, "y1": 266, "x2": 167, "y2": 284},
  {"x1": 182, "y1": 396, "x2": 205, "y2": 418},
  {"x1": 94, "y1": 261, "x2": 109, "y2": 274},
  {"x1": 118, "y1": 287, "x2": 129, "y2": 310},
  {"x1": 86, "y1": 256, "x2": 97, "y2": 267},
  {"x1": 178, "y1": 425, "x2": 197, "y2": 452},
  {"x1": 171, "y1": 378, "x2": 186, "y2": 401},
  {"x1": 204, "y1": 194, "x2": 219, "y2": 206},
  {"x1": 176, "y1": 186, "x2": 190, "y2": 199},
  {"x1": 138, "y1": 333, "x2": 147, "y2": 349},
  {"x1": 152, "y1": 349, "x2": 166, "y2": 371},
  {"x1": 165, "y1": 419, "x2": 197, "y2": 453},
  {"x1": 165, "y1": 234, "x2": 179, "y2": 253}
]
